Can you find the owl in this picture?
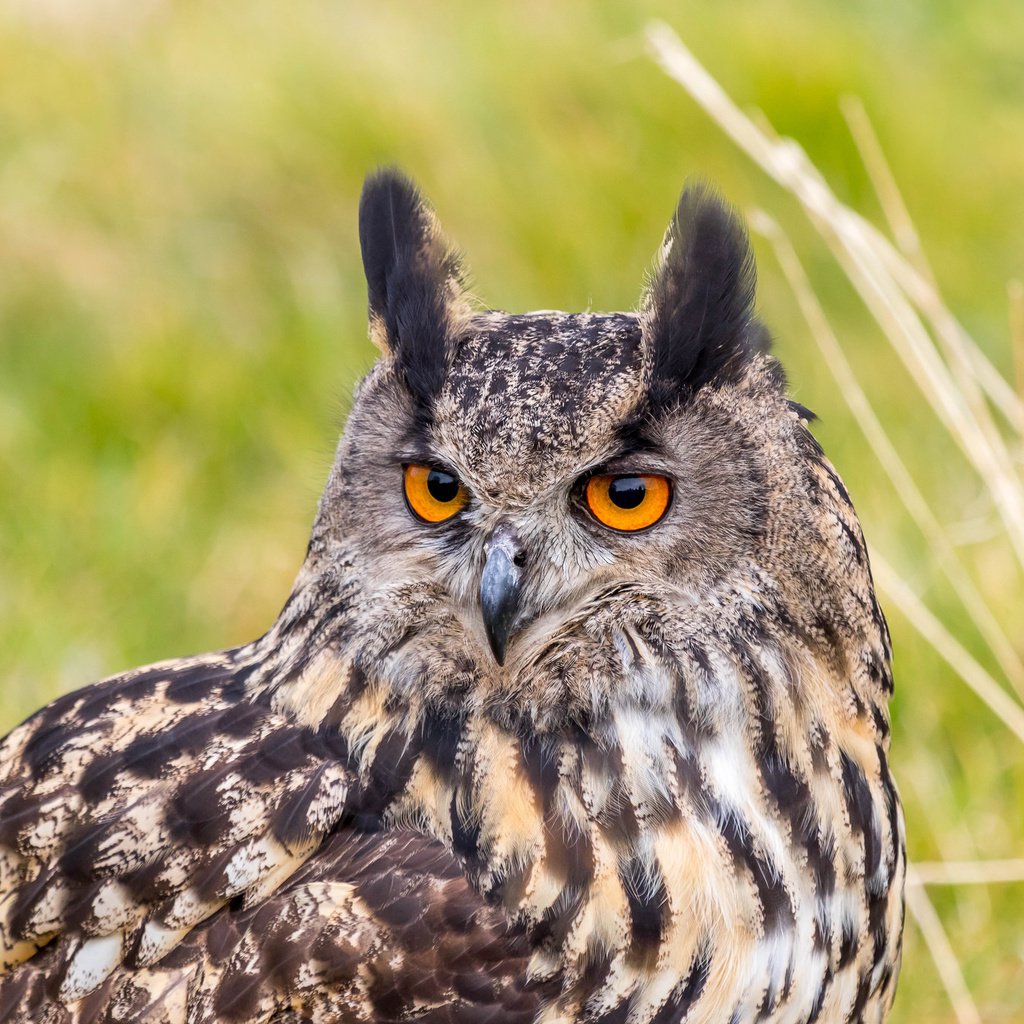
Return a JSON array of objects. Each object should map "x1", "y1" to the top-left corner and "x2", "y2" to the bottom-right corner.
[{"x1": 0, "y1": 169, "x2": 904, "y2": 1024}]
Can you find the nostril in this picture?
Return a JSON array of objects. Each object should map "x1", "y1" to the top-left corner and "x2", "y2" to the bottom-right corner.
[{"x1": 485, "y1": 522, "x2": 528, "y2": 570}]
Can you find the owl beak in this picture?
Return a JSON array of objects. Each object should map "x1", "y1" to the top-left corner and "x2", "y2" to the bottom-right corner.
[{"x1": 480, "y1": 526, "x2": 526, "y2": 666}]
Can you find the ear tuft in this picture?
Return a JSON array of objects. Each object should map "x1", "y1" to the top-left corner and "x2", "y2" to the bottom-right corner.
[
  {"x1": 358, "y1": 168, "x2": 469, "y2": 406},
  {"x1": 642, "y1": 184, "x2": 764, "y2": 405}
]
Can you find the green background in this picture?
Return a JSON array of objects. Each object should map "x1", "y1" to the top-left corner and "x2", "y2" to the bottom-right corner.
[{"x1": 1, "y1": 2, "x2": 1022, "y2": 1019}]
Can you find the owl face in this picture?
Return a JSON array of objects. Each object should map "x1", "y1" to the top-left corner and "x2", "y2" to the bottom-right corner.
[{"x1": 307, "y1": 171, "x2": 803, "y2": 722}]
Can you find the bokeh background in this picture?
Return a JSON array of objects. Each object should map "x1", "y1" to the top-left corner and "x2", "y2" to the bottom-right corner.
[{"x1": 1, "y1": 2, "x2": 1022, "y2": 1020}]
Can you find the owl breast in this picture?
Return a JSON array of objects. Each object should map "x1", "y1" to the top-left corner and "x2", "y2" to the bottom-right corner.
[{"x1": 363, "y1": 580, "x2": 904, "y2": 1024}]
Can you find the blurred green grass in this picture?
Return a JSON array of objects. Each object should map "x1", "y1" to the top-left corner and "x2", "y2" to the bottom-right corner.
[{"x1": 1, "y1": 1, "x2": 1022, "y2": 1019}]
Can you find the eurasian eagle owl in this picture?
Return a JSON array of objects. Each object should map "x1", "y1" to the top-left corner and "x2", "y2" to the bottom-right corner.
[{"x1": 0, "y1": 170, "x2": 904, "y2": 1023}]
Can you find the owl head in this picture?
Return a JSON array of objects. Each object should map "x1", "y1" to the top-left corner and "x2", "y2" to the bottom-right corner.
[{"x1": 290, "y1": 169, "x2": 880, "y2": 732}]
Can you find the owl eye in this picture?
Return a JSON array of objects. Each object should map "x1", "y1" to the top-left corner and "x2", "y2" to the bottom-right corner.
[
  {"x1": 404, "y1": 464, "x2": 468, "y2": 523},
  {"x1": 584, "y1": 474, "x2": 671, "y2": 532}
]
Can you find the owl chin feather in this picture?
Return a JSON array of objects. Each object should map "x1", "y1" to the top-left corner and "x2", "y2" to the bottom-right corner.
[{"x1": 0, "y1": 169, "x2": 902, "y2": 1023}]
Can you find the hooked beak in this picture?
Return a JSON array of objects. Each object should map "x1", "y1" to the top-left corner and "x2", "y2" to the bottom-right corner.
[{"x1": 479, "y1": 525, "x2": 526, "y2": 666}]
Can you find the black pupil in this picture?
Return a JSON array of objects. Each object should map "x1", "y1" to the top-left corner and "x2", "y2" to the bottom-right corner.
[
  {"x1": 427, "y1": 469, "x2": 460, "y2": 503},
  {"x1": 608, "y1": 476, "x2": 646, "y2": 509}
]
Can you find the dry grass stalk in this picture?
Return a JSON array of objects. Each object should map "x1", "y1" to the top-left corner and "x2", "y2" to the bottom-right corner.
[
  {"x1": 839, "y1": 95, "x2": 1024, "y2": 441},
  {"x1": 910, "y1": 860, "x2": 1024, "y2": 887},
  {"x1": 1011, "y1": 280, "x2": 1024, "y2": 408},
  {"x1": 904, "y1": 868, "x2": 982, "y2": 1024},
  {"x1": 839, "y1": 95, "x2": 935, "y2": 286},
  {"x1": 871, "y1": 553, "x2": 1024, "y2": 745}
]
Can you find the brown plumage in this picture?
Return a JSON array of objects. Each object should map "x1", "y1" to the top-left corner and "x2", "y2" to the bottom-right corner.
[{"x1": 0, "y1": 169, "x2": 904, "y2": 1023}]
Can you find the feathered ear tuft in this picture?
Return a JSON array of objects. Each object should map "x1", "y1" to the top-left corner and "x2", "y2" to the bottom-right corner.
[
  {"x1": 641, "y1": 183, "x2": 765, "y2": 407},
  {"x1": 358, "y1": 168, "x2": 470, "y2": 406}
]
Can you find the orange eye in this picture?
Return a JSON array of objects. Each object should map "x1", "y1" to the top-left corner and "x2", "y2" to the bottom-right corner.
[
  {"x1": 585, "y1": 474, "x2": 671, "y2": 532},
  {"x1": 404, "y1": 464, "x2": 468, "y2": 523}
]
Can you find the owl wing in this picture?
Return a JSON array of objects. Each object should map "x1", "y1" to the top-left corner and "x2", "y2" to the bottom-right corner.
[{"x1": 0, "y1": 655, "x2": 535, "y2": 1023}]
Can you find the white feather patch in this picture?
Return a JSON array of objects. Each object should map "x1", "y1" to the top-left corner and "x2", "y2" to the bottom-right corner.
[
  {"x1": 59, "y1": 931, "x2": 123, "y2": 1000},
  {"x1": 136, "y1": 919, "x2": 189, "y2": 967}
]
